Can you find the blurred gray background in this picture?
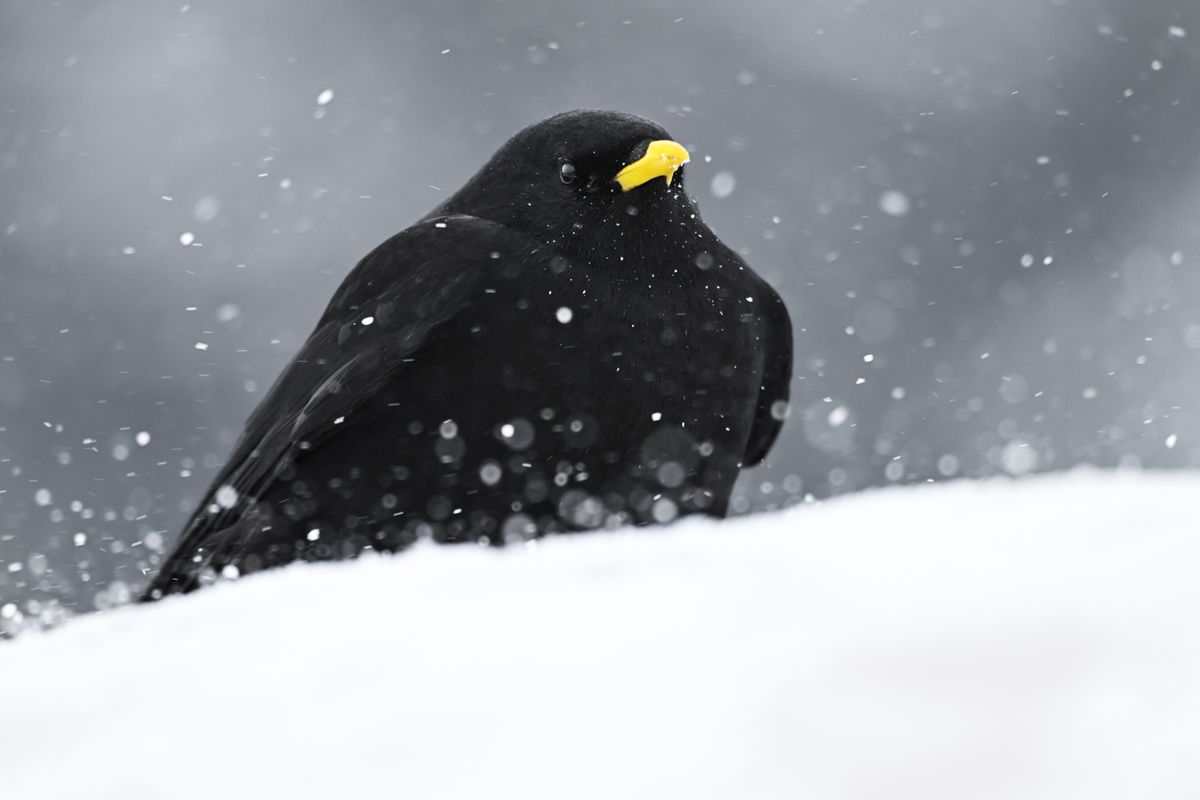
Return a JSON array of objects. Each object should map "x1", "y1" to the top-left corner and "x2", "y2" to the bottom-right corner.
[{"x1": 3, "y1": 0, "x2": 1199, "y2": 629}]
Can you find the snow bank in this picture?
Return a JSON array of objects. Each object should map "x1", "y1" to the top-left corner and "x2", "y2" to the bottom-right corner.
[{"x1": 3, "y1": 471, "x2": 1199, "y2": 799}]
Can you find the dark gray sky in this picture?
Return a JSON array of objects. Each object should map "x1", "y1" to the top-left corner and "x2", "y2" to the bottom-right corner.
[{"x1": 3, "y1": 0, "x2": 1200, "y2": 628}]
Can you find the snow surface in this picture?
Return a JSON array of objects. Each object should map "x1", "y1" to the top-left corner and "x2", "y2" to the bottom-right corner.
[{"x1": 3, "y1": 471, "x2": 1199, "y2": 799}]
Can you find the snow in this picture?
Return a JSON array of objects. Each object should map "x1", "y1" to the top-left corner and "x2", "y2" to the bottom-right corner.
[
  {"x1": 3, "y1": 471, "x2": 1199, "y2": 799},
  {"x1": 879, "y1": 189, "x2": 911, "y2": 216},
  {"x1": 214, "y1": 484, "x2": 238, "y2": 508},
  {"x1": 710, "y1": 170, "x2": 737, "y2": 198}
]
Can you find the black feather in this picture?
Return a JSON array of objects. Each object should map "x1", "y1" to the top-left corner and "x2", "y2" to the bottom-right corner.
[{"x1": 144, "y1": 110, "x2": 792, "y2": 599}]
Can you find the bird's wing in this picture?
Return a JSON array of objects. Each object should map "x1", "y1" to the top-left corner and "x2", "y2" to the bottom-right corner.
[
  {"x1": 742, "y1": 278, "x2": 793, "y2": 467},
  {"x1": 145, "y1": 215, "x2": 538, "y2": 596}
]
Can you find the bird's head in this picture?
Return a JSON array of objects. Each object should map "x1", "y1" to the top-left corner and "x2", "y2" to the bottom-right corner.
[{"x1": 435, "y1": 110, "x2": 699, "y2": 257}]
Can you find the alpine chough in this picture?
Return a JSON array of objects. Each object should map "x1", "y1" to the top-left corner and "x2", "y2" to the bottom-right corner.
[{"x1": 144, "y1": 110, "x2": 792, "y2": 599}]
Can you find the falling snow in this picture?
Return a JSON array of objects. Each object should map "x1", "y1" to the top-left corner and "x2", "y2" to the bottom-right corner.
[
  {"x1": 710, "y1": 171, "x2": 736, "y2": 198},
  {"x1": 215, "y1": 485, "x2": 239, "y2": 509},
  {"x1": 878, "y1": 190, "x2": 910, "y2": 216}
]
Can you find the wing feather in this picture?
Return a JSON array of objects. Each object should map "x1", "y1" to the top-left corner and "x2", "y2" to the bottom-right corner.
[
  {"x1": 742, "y1": 279, "x2": 793, "y2": 467},
  {"x1": 144, "y1": 216, "x2": 536, "y2": 597}
]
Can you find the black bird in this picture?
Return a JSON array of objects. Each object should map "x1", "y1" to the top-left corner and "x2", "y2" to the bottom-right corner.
[{"x1": 144, "y1": 110, "x2": 792, "y2": 599}]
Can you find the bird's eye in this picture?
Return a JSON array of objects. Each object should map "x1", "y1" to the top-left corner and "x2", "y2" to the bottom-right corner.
[{"x1": 559, "y1": 162, "x2": 578, "y2": 185}]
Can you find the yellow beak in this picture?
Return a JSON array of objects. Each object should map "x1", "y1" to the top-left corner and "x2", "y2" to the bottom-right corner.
[{"x1": 614, "y1": 140, "x2": 690, "y2": 192}]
